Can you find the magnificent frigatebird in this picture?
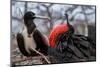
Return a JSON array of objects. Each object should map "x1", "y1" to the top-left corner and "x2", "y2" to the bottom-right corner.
[
  {"x1": 48, "y1": 13, "x2": 96, "y2": 63},
  {"x1": 16, "y1": 11, "x2": 49, "y2": 57}
]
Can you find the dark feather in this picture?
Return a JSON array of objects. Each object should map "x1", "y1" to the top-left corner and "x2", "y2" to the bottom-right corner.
[
  {"x1": 48, "y1": 31, "x2": 96, "y2": 63},
  {"x1": 33, "y1": 29, "x2": 48, "y2": 55}
]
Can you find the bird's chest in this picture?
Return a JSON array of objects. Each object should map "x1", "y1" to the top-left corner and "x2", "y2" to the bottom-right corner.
[{"x1": 22, "y1": 28, "x2": 36, "y2": 53}]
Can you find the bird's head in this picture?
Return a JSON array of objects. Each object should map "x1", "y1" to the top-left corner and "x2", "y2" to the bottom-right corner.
[
  {"x1": 24, "y1": 11, "x2": 50, "y2": 37},
  {"x1": 24, "y1": 11, "x2": 36, "y2": 37}
]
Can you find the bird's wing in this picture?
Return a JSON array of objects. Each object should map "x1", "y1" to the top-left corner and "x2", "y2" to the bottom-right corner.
[
  {"x1": 16, "y1": 33, "x2": 31, "y2": 56},
  {"x1": 32, "y1": 30, "x2": 49, "y2": 55}
]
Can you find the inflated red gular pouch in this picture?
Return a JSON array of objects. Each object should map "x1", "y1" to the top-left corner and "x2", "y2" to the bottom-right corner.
[{"x1": 49, "y1": 23, "x2": 69, "y2": 48}]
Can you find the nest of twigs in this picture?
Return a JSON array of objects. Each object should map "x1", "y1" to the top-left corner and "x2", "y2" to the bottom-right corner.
[{"x1": 11, "y1": 47, "x2": 57, "y2": 66}]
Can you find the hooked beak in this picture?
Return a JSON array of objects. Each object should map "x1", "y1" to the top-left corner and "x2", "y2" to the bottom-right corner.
[{"x1": 35, "y1": 15, "x2": 50, "y2": 21}]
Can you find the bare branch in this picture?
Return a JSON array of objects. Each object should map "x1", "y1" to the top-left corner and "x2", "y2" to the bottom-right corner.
[
  {"x1": 31, "y1": 48, "x2": 51, "y2": 64},
  {"x1": 12, "y1": 48, "x2": 51, "y2": 64},
  {"x1": 12, "y1": 17, "x2": 22, "y2": 22}
]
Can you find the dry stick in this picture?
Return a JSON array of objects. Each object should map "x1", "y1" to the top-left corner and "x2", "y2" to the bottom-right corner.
[
  {"x1": 31, "y1": 48, "x2": 51, "y2": 64},
  {"x1": 12, "y1": 57, "x2": 33, "y2": 63},
  {"x1": 12, "y1": 49, "x2": 50, "y2": 64}
]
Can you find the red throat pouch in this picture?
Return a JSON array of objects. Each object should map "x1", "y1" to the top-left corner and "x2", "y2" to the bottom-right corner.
[{"x1": 49, "y1": 23, "x2": 69, "y2": 48}]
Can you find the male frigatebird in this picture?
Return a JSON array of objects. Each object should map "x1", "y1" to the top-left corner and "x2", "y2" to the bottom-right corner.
[{"x1": 48, "y1": 13, "x2": 96, "y2": 63}]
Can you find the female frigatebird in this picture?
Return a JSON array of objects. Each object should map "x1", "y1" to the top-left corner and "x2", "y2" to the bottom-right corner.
[{"x1": 17, "y1": 11, "x2": 49, "y2": 57}]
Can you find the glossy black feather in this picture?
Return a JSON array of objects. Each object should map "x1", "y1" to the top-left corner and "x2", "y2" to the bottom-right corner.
[
  {"x1": 33, "y1": 30, "x2": 48, "y2": 55},
  {"x1": 48, "y1": 13, "x2": 96, "y2": 63},
  {"x1": 48, "y1": 23, "x2": 96, "y2": 63}
]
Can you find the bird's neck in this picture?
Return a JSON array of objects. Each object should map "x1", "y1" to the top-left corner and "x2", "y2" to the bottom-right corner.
[{"x1": 22, "y1": 25, "x2": 37, "y2": 37}]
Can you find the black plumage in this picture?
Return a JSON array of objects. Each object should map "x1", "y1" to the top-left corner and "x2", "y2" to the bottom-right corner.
[
  {"x1": 48, "y1": 14, "x2": 96, "y2": 63},
  {"x1": 16, "y1": 11, "x2": 96, "y2": 63}
]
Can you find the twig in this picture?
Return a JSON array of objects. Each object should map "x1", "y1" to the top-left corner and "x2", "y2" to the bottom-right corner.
[
  {"x1": 12, "y1": 49, "x2": 51, "y2": 64},
  {"x1": 31, "y1": 48, "x2": 51, "y2": 64},
  {"x1": 12, "y1": 56, "x2": 33, "y2": 63}
]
